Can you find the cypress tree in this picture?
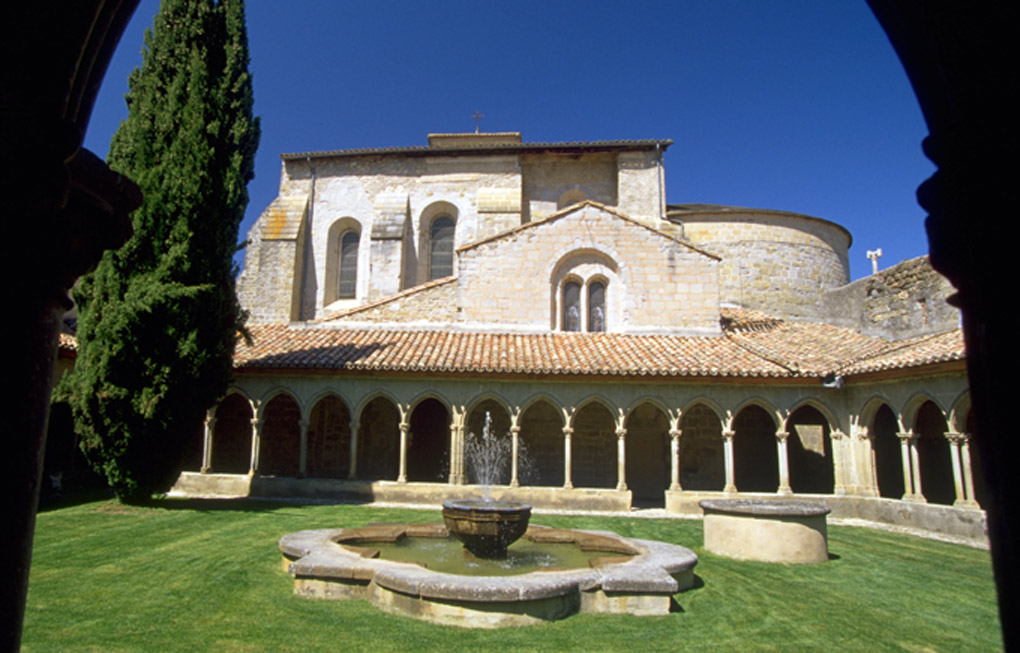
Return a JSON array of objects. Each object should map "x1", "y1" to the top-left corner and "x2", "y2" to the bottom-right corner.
[{"x1": 61, "y1": 0, "x2": 259, "y2": 501}]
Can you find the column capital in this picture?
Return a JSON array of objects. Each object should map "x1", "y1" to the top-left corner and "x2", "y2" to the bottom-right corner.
[
  {"x1": 615, "y1": 427, "x2": 627, "y2": 439},
  {"x1": 775, "y1": 430, "x2": 790, "y2": 442},
  {"x1": 944, "y1": 430, "x2": 967, "y2": 444},
  {"x1": 831, "y1": 429, "x2": 847, "y2": 440},
  {"x1": 669, "y1": 428, "x2": 682, "y2": 439},
  {"x1": 896, "y1": 431, "x2": 916, "y2": 442},
  {"x1": 510, "y1": 425, "x2": 521, "y2": 435},
  {"x1": 562, "y1": 427, "x2": 574, "y2": 436},
  {"x1": 722, "y1": 429, "x2": 735, "y2": 442}
]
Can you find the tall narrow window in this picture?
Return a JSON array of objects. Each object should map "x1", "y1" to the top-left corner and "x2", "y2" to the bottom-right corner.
[
  {"x1": 429, "y1": 216, "x2": 455, "y2": 280},
  {"x1": 563, "y1": 281, "x2": 581, "y2": 332},
  {"x1": 588, "y1": 281, "x2": 606, "y2": 332},
  {"x1": 338, "y1": 231, "x2": 359, "y2": 298}
]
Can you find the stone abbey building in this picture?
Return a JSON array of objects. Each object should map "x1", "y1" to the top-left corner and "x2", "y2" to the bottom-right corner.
[{"x1": 173, "y1": 132, "x2": 983, "y2": 543}]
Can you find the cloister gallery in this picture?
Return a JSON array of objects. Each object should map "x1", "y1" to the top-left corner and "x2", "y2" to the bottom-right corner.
[{"x1": 169, "y1": 132, "x2": 983, "y2": 543}]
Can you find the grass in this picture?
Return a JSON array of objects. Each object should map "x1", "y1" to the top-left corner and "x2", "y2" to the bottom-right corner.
[{"x1": 24, "y1": 498, "x2": 1002, "y2": 652}]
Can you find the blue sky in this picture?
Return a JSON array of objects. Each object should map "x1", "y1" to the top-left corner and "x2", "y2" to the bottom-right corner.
[{"x1": 84, "y1": 0, "x2": 934, "y2": 281}]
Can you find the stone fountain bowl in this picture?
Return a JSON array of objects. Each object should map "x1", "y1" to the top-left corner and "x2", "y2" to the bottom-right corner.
[{"x1": 442, "y1": 499, "x2": 532, "y2": 559}]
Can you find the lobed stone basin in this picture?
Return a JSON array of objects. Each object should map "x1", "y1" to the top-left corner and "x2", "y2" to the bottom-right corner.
[
  {"x1": 279, "y1": 522, "x2": 698, "y2": 628},
  {"x1": 441, "y1": 499, "x2": 531, "y2": 559},
  {"x1": 700, "y1": 498, "x2": 831, "y2": 564}
]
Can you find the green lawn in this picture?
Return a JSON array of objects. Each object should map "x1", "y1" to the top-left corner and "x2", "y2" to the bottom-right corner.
[{"x1": 24, "y1": 498, "x2": 1002, "y2": 651}]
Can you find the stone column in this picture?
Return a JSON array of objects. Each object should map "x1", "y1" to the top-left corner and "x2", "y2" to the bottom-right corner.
[
  {"x1": 616, "y1": 426, "x2": 627, "y2": 492},
  {"x1": 248, "y1": 416, "x2": 262, "y2": 476},
  {"x1": 200, "y1": 412, "x2": 215, "y2": 473},
  {"x1": 831, "y1": 430, "x2": 847, "y2": 495},
  {"x1": 960, "y1": 434, "x2": 980, "y2": 508},
  {"x1": 896, "y1": 432, "x2": 914, "y2": 500},
  {"x1": 298, "y1": 418, "x2": 310, "y2": 478},
  {"x1": 945, "y1": 431, "x2": 966, "y2": 506},
  {"x1": 510, "y1": 425, "x2": 521, "y2": 488},
  {"x1": 776, "y1": 430, "x2": 792, "y2": 495},
  {"x1": 397, "y1": 422, "x2": 409, "y2": 484},
  {"x1": 563, "y1": 427, "x2": 574, "y2": 489},
  {"x1": 909, "y1": 433, "x2": 926, "y2": 503},
  {"x1": 347, "y1": 419, "x2": 359, "y2": 479},
  {"x1": 722, "y1": 430, "x2": 736, "y2": 494},
  {"x1": 449, "y1": 407, "x2": 466, "y2": 485},
  {"x1": 669, "y1": 428, "x2": 682, "y2": 490}
]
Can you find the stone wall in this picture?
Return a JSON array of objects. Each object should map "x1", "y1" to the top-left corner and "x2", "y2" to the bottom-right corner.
[
  {"x1": 823, "y1": 256, "x2": 959, "y2": 339},
  {"x1": 457, "y1": 204, "x2": 720, "y2": 333},
  {"x1": 670, "y1": 207, "x2": 851, "y2": 321},
  {"x1": 326, "y1": 278, "x2": 459, "y2": 326}
]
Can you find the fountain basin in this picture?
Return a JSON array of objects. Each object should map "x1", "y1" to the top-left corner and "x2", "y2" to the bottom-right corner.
[
  {"x1": 442, "y1": 499, "x2": 531, "y2": 559},
  {"x1": 280, "y1": 523, "x2": 698, "y2": 628}
]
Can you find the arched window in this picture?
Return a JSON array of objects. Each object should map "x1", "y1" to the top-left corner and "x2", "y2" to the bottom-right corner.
[
  {"x1": 338, "y1": 230, "x2": 359, "y2": 299},
  {"x1": 588, "y1": 280, "x2": 606, "y2": 332},
  {"x1": 429, "y1": 216, "x2": 455, "y2": 280},
  {"x1": 563, "y1": 281, "x2": 581, "y2": 332}
]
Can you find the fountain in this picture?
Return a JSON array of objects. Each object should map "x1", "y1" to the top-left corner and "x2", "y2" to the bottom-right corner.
[
  {"x1": 443, "y1": 413, "x2": 531, "y2": 558},
  {"x1": 278, "y1": 414, "x2": 699, "y2": 627}
]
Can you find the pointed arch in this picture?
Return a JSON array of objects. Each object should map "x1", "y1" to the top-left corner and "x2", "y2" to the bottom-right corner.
[
  {"x1": 678, "y1": 401, "x2": 725, "y2": 491},
  {"x1": 732, "y1": 403, "x2": 779, "y2": 492},
  {"x1": 407, "y1": 397, "x2": 450, "y2": 483},
  {"x1": 625, "y1": 401, "x2": 670, "y2": 504},
  {"x1": 210, "y1": 391, "x2": 253, "y2": 474},
  {"x1": 259, "y1": 392, "x2": 302, "y2": 477},
  {"x1": 571, "y1": 400, "x2": 616, "y2": 489},
  {"x1": 356, "y1": 394, "x2": 401, "y2": 481},
  {"x1": 519, "y1": 396, "x2": 565, "y2": 487},
  {"x1": 307, "y1": 393, "x2": 352, "y2": 479},
  {"x1": 786, "y1": 404, "x2": 834, "y2": 494}
]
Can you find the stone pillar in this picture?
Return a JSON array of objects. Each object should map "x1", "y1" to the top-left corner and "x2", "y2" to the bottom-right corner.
[
  {"x1": 945, "y1": 431, "x2": 966, "y2": 506},
  {"x1": 615, "y1": 427, "x2": 628, "y2": 492},
  {"x1": 669, "y1": 428, "x2": 682, "y2": 491},
  {"x1": 776, "y1": 430, "x2": 792, "y2": 495},
  {"x1": 831, "y1": 430, "x2": 847, "y2": 495},
  {"x1": 908, "y1": 433, "x2": 926, "y2": 503},
  {"x1": 298, "y1": 418, "x2": 310, "y2": 478},
  {"x1": 510, "y1": 425, "x2": 521, "y2": 488},
  {"x1": 449, "y1": 407, "x2": 467, "y2": 485},
  {"x1": 960, "y1": 434, "x2": 980, "y2": 509},
  {"x1": 347, "y1": 419, "x2": 359, "y2": 479},
  {"x1": 248, "y1": 416, "x2": 262, "y2": 476},
  {"x1": 857, "y1": 427, "x2": 880, "y2": 497},
  {"x1": 397, "y1": 422, "x2": 409, "y2": 484},
  {"x1": 722, "y1": 430, "x2": 736, "y2": 494},
  {"x1": 200, "y1": 412, "x2": 215, "y2": 473},
  {"x1": 563, "y1": 427, "x2": 574, "y2": 489},
  {"x1": 896, "y1": 432, "x2": 914, "y2": 500}
]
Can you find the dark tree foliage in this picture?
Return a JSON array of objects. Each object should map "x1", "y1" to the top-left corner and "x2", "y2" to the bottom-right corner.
[{"x1": 60, "y1": 0, "x2": 259, "y2": 502}]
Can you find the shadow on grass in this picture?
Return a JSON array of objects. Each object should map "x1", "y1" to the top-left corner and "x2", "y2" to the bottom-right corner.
[
  {"x1": 36, "y1": 488, "x2": 115, "y2": 513},
  {"x1": 669, "y1": 574, "x2": 705, "y2": 613}
]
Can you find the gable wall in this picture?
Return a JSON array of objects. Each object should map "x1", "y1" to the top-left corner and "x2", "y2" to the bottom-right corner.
[{"x1": 457, "y1": 205, "x2": 720, "y2": 333}]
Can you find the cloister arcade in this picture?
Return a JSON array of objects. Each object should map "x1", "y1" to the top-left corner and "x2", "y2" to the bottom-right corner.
[{"x1": 191, "y1": 374, "x2": 982, "y2": 512}]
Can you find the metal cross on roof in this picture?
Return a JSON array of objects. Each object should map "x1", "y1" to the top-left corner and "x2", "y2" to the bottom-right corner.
[{"x1": 472, "y1": 111, "x2": 484, "y2": 134}]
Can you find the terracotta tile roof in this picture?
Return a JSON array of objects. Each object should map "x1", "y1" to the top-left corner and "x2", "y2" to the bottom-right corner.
[
  {"x1": 836, "y1": 328, "x2": 966, "y2": 375},
  {"x1": 238, "y1": 308, "x2": 966, "y2": 381},
  {"x1": 235, "y1": 325, "x2": 793, "y2": 378},
  {"x1": 321, "y1": 276, "x2": 457, "y2": 321}
]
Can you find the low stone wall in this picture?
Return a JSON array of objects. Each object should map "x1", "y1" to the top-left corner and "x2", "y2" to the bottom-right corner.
[{"x1": 170, "y1": 472, "x2": 987, "y2": 546}]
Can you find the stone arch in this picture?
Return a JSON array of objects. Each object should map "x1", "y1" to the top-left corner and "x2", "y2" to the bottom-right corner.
[
  {"x1": 557, "y1": 188, "x2": 589, "y2": 209},
  {"x1": 948, "y1": 390, "x2": 971, "y2": 434},
  {"x1": 900, "y1": 392, "x2": 945, "y2": 432},
  {"x1": 625, "y1": 401, "x2": 669, "y2": 505},
  {"x1": 407, "y1": 397, "x2": 450, "y2": 482},
  {"x1": 465, "y1": 396, "x2": 513, "y2": 486},
  {"x1": 571, "y1": 400, "x2": 617, "y2": 489},
  {"x1": 678, "y1": 402, "x2": 725, "y2": 491},
  {"x1": 306, "y1": 393, "x2": 352, "y2": 479},
  {"x1": 732, "y1": 403, "x2": 779, "y2": 492},
  {"x1": 355, "y1": 395, "x2": 401, "y2": 481},
  {"x1": 869, "y1": 402, "x2": 904, "y2": 499},
  {"x1": 324, "y1": 217, "x2": 362, "y2": 305},
  {"x1": 210, "y1": 392, "x2": 254, "y2": 474},
  {"x1": 418, "y1": 200, "x2": 459, "y2": 282},
  {"x1": 259, "y1": 392, "x2": 301, "y2": 477},
  {"x1": 519, "y1": 396, "x2": 564, "y2": 488},
  {"x1": 786, "y1": 404, "x2": 834, "y2": 494},
  {"x1": 914, "y1": 400, "x2": 955, "y2": 505}
]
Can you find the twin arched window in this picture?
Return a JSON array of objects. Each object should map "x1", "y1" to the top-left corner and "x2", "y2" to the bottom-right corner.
[{"x1": 562, "y1": 278, "x2": 606, "y2": 332}]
